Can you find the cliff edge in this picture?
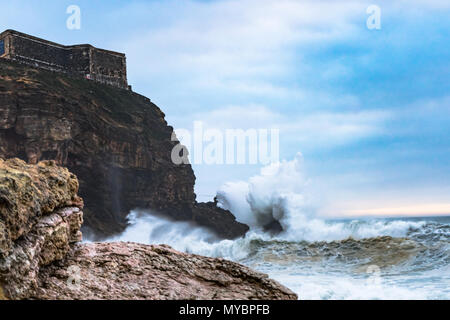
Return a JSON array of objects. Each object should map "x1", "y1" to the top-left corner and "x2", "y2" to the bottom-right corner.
[{"x1": 0, "y1": 58, "x2": 248, "y2": 239}]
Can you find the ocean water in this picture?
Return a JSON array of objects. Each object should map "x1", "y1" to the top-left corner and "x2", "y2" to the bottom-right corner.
[
  {"x1": 110, "y1": 154, "x2": 450, "y2": 299},
  {"x1": 111, "y1": 212, "x2": 450, "y2": 300}
]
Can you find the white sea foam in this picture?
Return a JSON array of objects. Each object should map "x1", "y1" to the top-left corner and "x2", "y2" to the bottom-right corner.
[
  {"x1": 113, "y1": 153, "x2": 429, "y2": 248},
  {"x1": 109, "y1": 153, "x2": 449, "y2": 299},
  {"x1": 110, "y1": 211, "x2": 449, "y2": 299},
  {"x1": 263, "y1": 272, "x2": 436, "y2": 300},
  {"x1": 216, "y1": 152, "x2": 425, "y2": 242}
]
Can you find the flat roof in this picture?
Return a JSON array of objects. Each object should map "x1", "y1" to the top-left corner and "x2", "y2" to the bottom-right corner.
[{"x1": 0, "y1": 29, "x2": 125, "y2": 57}]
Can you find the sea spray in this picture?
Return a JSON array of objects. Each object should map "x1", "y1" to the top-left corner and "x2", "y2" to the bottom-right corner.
[
  {"x1": 215, "y1": 152, "x2": 427, "y2": 242},
  {"x1": 217, "y1": 152, "x2": 312, "y2": 231},
  {"x1": 110, "y1": 210, "x2": 450, "y2": 299},
  {"x1": 111, "y1": 152, "x2": 433, "y2": 251},
  {"x1": 108, "y1": 152, "x2": 450, "y2": 299},
  {"x1": 109, "y1": 210, "x2": 255, "y2": 260}
]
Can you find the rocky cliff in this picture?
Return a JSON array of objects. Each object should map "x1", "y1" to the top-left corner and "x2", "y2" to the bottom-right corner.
[
  {"x1": 0, "y1": 58, "x2": 248, "y2": 239},
  {"x1": 0, "y1": 158, "x2": 83, "y2": 299},
  {"x1": 0, "y1": 159, "x2": 296, "y2": 300}
]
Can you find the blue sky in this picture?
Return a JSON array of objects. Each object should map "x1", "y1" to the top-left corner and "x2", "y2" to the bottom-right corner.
[{"x1": 1, "y1": 0, "x2": 450, "y2": 216}]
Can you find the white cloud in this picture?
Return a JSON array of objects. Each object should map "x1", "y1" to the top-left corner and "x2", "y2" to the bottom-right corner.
[
  {"x1": 116, "y1": 0, "x2": 365, "y2": 94},
  {"x1": 179, "y1": 104, "x2": 390, "y2": 149},
  {"x1": 118, "y1": 0, "x2": 449, "y2": 85}
]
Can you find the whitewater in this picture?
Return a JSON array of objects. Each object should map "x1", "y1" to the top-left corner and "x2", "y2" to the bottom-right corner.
[{"x1": 110, "y1": 153, "x2": 450, "y2": 300}]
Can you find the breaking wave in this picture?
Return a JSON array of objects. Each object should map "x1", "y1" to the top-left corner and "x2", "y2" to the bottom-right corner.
[
  {"x1": 215, "y1": 152, "x2": 430, "y2": 242},
  {"x1": 111, "y1": 212, "x2": 450, "y2": 299},
  {"x1": 110, "y1": 153, "x2": 450, "y2": 299}
]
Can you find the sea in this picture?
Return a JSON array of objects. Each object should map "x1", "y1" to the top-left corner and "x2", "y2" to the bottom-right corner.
[
  {"x1": 110, "y1": 211, "x2": 449, "y2": 300},
  {"x1": 109, "y1": 155, "x2": 450, "y2": 300}
]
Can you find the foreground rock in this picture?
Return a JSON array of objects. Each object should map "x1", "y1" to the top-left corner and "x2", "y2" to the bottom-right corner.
[
  {"x1": 0, "y1": 158, "x2": 83, "y2": 299},
  {"x1": 0, "y1": 59, "x2": 248, "y2": 239},
  {"x1": 0, "y1": 159, "x2": 296, "y2": 300},
  {"x1": 32, "y1": 242, "x2": 297, "y2": 300}
]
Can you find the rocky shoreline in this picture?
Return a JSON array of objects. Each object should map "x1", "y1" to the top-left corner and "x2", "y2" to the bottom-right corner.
[{"x1": 0, "y1": 158, "x2": 297, "y2": 300}]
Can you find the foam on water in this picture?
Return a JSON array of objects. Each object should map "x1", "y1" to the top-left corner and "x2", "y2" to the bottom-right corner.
[
  {"x1": 109, "y1": 153, "x2": 450, "y2": 299},
  {"x1": 111, "y1": 211, "x2": 450, "y2": 299}
]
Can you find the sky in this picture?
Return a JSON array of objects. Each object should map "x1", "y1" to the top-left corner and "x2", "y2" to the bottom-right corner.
[{"x1": 1, "y1": 0, "x2": 449, "y2": 217}]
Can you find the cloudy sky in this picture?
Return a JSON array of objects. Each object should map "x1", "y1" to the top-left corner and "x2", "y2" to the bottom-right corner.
[{"x1": 1, "y1": 0, "x2": 449, "y2": 217}]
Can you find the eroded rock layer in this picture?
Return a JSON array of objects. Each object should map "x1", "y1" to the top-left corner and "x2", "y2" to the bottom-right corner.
[{"x1": 31, "y1": 242, "x2": 298, "y2": 300}]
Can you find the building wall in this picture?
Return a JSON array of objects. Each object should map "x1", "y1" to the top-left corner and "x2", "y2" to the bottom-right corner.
[
  {"x1": 67, "y1": 46, "x2": 91, "y2": 75},
  {"x1": 9, "y1": 33, "x2": 71, "y2": 72},
  {"x1": 90, "y1": 48, "x2": 127, "y2": 88},
  {"x1": 0, "y1": 30, "x2": 128, "y2": 89}
]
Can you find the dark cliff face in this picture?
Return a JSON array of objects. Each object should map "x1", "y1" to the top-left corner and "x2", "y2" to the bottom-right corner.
[{"x1": 0, "y1": 59, "x2": 248, "y2": 239}]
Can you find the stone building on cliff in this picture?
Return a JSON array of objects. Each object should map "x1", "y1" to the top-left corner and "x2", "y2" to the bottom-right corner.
[{"x1": 0, "y1": 29, "x2": 128, "y2": 89}]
